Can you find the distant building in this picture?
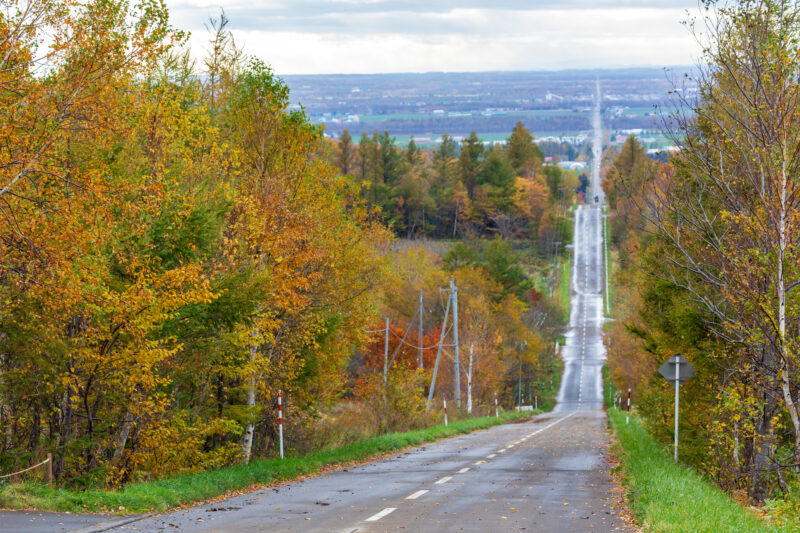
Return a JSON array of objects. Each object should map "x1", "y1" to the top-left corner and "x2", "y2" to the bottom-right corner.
[{"x1": 557, "y1": 161, "x2": 588, "y2": 171}]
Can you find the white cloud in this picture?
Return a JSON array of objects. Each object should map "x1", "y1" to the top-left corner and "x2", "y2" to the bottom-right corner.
[{"x1": 172, "y1": 4, "x2": 702, "y2": 74}]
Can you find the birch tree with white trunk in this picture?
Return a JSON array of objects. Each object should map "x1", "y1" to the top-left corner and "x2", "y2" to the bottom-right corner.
[{"x1": 644, "y1": 0, "x2": 800, "y2": 499}]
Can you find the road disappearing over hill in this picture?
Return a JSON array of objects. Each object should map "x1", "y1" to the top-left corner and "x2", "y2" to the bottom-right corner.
[{"x1": 556, "y1": 204, "x2": 607, "y2": 412}]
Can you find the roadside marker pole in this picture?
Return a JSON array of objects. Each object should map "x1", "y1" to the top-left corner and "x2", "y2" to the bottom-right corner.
[
  {"x1": 626, "y1": 389, "x2": 631, "y2": 424},
  {"x1": 278, "y1": 390, "x2": 284, "y2": 459},
  {"x1": 443, "y1": 394, "x2": 448, "y2": 426},
  {"x1": 494, "y1": 396, "x2": 499, "y2": 418},
  {"x1": 674, "y1": 359, "x2": 680, "y2": 462},
  {"x1": 535, "y1": 396, "x2": 538, "y2": 410},
  {"x1": 383, "y1": 317, "x2": 390, "y2": 384}
]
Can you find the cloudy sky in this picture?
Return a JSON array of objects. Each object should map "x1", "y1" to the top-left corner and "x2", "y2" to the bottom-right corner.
[{"x1": 166, "y1": 0, "x2": 705, "y2": 75}]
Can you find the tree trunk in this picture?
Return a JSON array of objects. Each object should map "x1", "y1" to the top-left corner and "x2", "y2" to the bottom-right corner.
[
  {"x1": 242, "y1": 340, "x2": 258, "y2": 463},
  {"x1": 112, "y1": 410, "x2": 134, "y2": 462}
]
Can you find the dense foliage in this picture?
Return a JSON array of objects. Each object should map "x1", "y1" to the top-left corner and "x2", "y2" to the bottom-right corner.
[
  {"x1": 0, "y1": 1, "x2": 564, "y2": 488},
  {"x1": 334, "y1": 124, "x2": 579, "y2": 245},
  {"x1": 605, "y1": 0, "x2": 800, "y2": 513}
]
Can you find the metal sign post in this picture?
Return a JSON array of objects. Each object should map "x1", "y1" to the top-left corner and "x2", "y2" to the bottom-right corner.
[{"x1": 658, "y1": 354, "x2": 694, "y2": 462}]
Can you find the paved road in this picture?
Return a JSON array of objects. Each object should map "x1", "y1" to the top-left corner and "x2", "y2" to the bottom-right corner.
[
  {"x1": 1, "y1": 205, "x2": 623, "y2": 533},
  {"x1": 110, "y1": 411, "x2": 627, "y2": 533},
  {"x1": 0, "y1": 510, "x2": 114, "y2": 532},
  {"x1": 556, "y1": 204, "x2": 606, "y2": 413}
]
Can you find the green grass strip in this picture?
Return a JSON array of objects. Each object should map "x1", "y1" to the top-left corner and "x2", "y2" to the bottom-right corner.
[
  {"x1": 608, "y1": 408, "x2": 790, "y2": 532},
  {"x1": 0, "y1": 412, "x2": 529, "y2": 515},
  {"x1": 558, "y1": 254, "x2": 572, "y2": 322}
]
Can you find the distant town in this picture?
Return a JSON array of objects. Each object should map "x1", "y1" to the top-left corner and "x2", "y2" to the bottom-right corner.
[{"x1": 283, "y1": 68, "x2": 693, "y2": 155}]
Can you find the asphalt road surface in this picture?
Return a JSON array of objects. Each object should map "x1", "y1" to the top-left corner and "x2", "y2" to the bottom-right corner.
[
  {"x1": 556, "y1": 204, "x2": 606, "y2": 413},
  {"x1": 1, "y1": 205, "x2": 625, "y2": 533}
]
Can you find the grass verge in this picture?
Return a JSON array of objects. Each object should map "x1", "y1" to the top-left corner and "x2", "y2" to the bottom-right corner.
[
  {"x1": 554, "y1": 254, "x2": 572, "y2": 322},
  {"x1": 0, "y1": 412, "x2": 529, "y2": 515},
  {"x1": 607, "y1": 407, "x2": 791, "y2": 532}
]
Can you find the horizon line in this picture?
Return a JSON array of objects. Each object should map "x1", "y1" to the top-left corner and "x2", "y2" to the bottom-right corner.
[{"x1": 278, "y1": 65, "x2": 695, "y2": 78}]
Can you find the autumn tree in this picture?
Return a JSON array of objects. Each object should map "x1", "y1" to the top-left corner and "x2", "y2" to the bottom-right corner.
[
  {"x1": 507, "y1": 121, "x2": 543, "y2": 177},
  {"x1": 338, "y1": 128, "x2": 354, "y2": 175},
  {"x1": 459, "y1": 131, "x2": 484, "y2": 198},
  {"x1": 637, "y1": 0, "x2": 800, "y2": 500}
]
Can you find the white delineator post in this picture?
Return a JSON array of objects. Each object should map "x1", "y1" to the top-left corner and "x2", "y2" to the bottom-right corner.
[
  {"x1": 443, "y1": 394, "x2": 448, "y2": 426},
  {"x1": 626, "y1": 389, "x2": 631, "y2": 424},
  {"x1": 383, "y1": 317, "x2": 389, "y2": 384},
  {"x1": 535, "y1": 396, "x2": 538, "y2": 410},
  {"x1": 494, "y1": 396, "x2": 499, "y2": 418},
  {"x1": 278, "y1": 390, "x2": 284, "y2": 459},
  {"x1": 674, "y1": 359, "x2": 680, "y2": 462}
]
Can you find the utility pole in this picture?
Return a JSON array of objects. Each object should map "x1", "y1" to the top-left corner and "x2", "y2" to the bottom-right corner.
[
  {"x1": 419, "y1": 290, "x2": 424, "y2": 369},
  {"x1": 383, "y1": 316, "x2": 389, "y2": 384},
  {"x1": 427, "y1": 290, "x2": 451, "y2": 407},
  {"x1": 452, "y1": 277, "x2": 461, "y2": 409}
]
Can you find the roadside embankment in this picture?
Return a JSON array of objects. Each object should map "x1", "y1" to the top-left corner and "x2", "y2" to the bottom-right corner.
[
  {"x1": 0, "y1": 411, "x2": 532, "y2": 515},
  {"x1": 607, "y1": 407, "x2": 792, "y2": 532}
]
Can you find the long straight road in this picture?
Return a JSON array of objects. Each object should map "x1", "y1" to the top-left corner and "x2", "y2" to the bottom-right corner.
[
  {"x1": 96, "y1": 203, "x2": 626, "y2": 533},
  {"x1": 556, "y1": 204, "x2": 606, "y2": 412}
]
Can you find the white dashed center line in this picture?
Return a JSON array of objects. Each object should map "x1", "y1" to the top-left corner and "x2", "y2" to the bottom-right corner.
[
  {"x1": 365, "y1": 507, "x2": 396, "y2": 521},
  {"x1": 486, "y1": 453, "x2": 497, "y2": 459},
  {"x1": 457, "y1": 467, "x2": 470, "y2": 474},
  {"x1": 405, "y1": 490, "x2": 428, "y2": 500},
  {"x1": 434, "y1": 476, "x2": 453, "y2": 485}
]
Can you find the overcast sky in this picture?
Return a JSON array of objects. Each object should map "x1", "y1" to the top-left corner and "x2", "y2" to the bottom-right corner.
[{"x1": 166, "y1": 0, "x2": 705, "y2": 75}]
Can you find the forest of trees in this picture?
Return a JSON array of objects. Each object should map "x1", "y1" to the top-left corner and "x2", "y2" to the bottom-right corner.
[
  {"x1": 605, "y1": 0, "x2": 800, "y2": 507},
  {"x1": 329, "y1": 124, "x2": 580, "y2": 246},
  {"x1": 0, "y1": 1, "x2": 566, "y2": 487}
]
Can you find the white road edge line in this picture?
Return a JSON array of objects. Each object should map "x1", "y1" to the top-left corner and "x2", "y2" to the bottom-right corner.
[
  {"x1": 365, "y1": 507, "x2": 396, "y2": 522},
  {"x1": 406, "y1": 490, "x2": 429, "y2": 500},
  {"x1": 434, "y1": 476, "x2": 453, "y2": 484}
]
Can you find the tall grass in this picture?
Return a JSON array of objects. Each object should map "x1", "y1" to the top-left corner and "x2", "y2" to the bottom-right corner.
[
  {"x1": 0, "y1": 412, "x2": 528, "y2": 515},
  {"x1": 608, "y1": 408, "x2": 791, "y2": 532}
]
